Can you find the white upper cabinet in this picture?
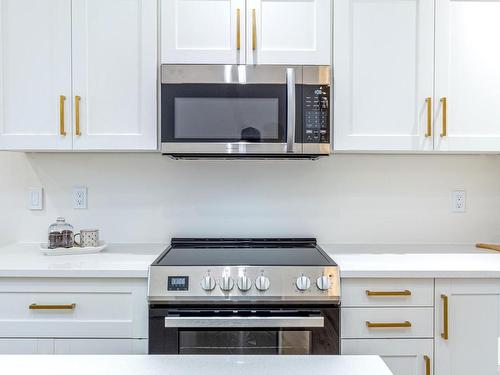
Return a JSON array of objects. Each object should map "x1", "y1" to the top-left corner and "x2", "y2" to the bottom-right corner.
[
  {"x1": 0, "y1": 0, "x2": 72, "y2": 150},
  {"x1": 72, "y1": 0, "x2": 157, "y2": 150},
  {"x1": 161, "y1": 0, "x2": 245, "y2": 64},
  {"x1": 161, "y1": 0, "x2": 330, "y2": 65},
  {"x1": 246, "y1": 0, "x2": 331, "y2": 65},
  {"x1": 333, "y1": 0, "x2": 435, "y2": 151},
  {"x1": 434, "y1": 0, "x2": 500, "y2": 152},
  {"x1": 0, "y1": 0, "x2": 157, "y2": 152}
]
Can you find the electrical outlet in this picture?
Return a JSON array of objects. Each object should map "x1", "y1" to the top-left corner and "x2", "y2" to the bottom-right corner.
[
  {"x1": 73, "y1": 186, "x2": 88, "y2": 209},
  {"x1": 452, "y1": 190, "x2": 466, "y2": 213},
  {"x1": 28, "y1": 187, "x2": 44, "y2": 210}
]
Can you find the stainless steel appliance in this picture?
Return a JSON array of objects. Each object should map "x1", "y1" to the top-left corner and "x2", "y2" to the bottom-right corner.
[
  {"x1": 160, "y1": 65, "x2": 331, "y2": 159},
  {"x1": 148, "y1": 238, "x2": 340, "y2": 355}
]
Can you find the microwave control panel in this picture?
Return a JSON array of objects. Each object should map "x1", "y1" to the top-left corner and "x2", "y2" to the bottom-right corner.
[{"x1": 303, "y1": 86, "x2": 330, "y2": 144}]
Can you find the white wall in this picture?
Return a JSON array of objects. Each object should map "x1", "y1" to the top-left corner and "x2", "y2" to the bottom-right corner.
[{"x1": 1, "y1": 151, "x2": 499, "y2": 245}]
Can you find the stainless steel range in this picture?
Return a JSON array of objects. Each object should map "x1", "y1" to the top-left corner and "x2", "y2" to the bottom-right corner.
[{"x1": 148, "y1": 238, "x2": 341, "y2": 355}]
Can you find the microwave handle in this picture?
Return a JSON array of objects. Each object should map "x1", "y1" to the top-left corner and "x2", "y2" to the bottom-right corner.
[
  {"x1": 286, "y1": 68, "x2": 296, "y2": 153},
  {"x1": 164, "y1": 316, "x2": 324, "y2": 328}
]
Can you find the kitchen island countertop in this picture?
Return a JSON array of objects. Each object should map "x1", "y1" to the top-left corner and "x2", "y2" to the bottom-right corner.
[{"x1": 0, "y1": 355, "x2": 392, "y2": 375}]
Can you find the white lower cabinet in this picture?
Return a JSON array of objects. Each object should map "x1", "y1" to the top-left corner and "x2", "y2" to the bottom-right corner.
[
  {"x1": 435, "y1": 279, "x2": 500, "y2": 375},
  {"x1": 341, "y1": 278, "x2": 435, "y2": 375},
  {"x1": 342, "y1": 339, "x2": 433, "y2": 375},
  {"x1": 0, "y1": 339, "x2": 53, "y2": 354},
  {"x1": 0, "y1": 278, "x2": 148, "y2": 355}
]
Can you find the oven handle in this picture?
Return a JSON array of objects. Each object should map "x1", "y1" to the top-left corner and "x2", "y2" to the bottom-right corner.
[
  {"x1": 164, "y1": 316, "x2": 324, "y2": 328},
  {"x1": 286, "y1": 68, "x2": 296, "y2": 153}
]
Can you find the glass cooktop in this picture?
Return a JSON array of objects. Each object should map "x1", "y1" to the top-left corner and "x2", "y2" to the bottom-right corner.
[{"x1": 153, "y1": 238, "x2": 336, "y2": 267}]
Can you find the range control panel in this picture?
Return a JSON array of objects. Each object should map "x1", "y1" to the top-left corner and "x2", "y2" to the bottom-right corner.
[
  {"x1": 303, "y1": 85, "x2": 330, "y2": 144},
  {"x1": 149, "y1": 266, "x2": 341, "y2": 303}
]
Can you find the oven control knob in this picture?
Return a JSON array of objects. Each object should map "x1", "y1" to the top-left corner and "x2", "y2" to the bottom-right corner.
[
  {"x1": 237, "y1": 276, "x2": 252, "y2": 292},
  {"x1": 255, "y1": 276, "x2": 270, "y2": 291},
  {"x1": 201, "y1": 275, "x2": 216, "y2": 291},
  {"x1": 316, "y1": 276, "x2": 331, "y2": 291},
  {"x1": 220, "y1": 275, "x2": 234, "y2": 292},
  {"x1": 296, "y1": 276, "x2": 311, "y2": 291}
]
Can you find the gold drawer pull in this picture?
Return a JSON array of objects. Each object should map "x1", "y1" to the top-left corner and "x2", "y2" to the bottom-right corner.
[
  {"x1": 424, "y1": 355, "x2": 431, "y2": 375},
  {"x1": 440, "y1": 97, "x2": 447, "y2": 137},
  {"x1": 252, "y1": 8, "x2": 257, "y2": 50},
  {"x1": 425, "y1": 97, "x2": 432, "y2": 137},
  {"x1": 366, "y1": 321, "x2": 412, "y2": 328},
  {"x1": 366, "y1": 290, "x2": 412, "y2": 297},
  {"x1": 236, "y1": 8, "x2": 241, "y2": 50},
  {"x1": 441, "y1": 294, "x2": 449, "y2": 340},
  {"x1": 29, "y1": 304, "x2": 76, "y2": 310},
  {"x1": 59, "y1": 95, "x2": 66, "y2": 136},
  {"x1": 75, "y1": 95, "x2": 82, "y2": 136}
]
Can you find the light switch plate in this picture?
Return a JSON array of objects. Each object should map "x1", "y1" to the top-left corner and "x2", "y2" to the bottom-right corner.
[{"x1": 29, "y1": 187, "x2": 44, "y2": 210}]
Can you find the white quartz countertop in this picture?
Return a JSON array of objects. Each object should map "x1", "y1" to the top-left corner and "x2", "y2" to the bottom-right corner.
[
  {"x1": 0, "y1": 243, "x2": 164, "y2": 278},
  {"x1": 0, "y1": 242, "x2": 499, "y2": 278},
  {"x1": 324, "y1": 244, "x2": 500, "y2": 278},
  {"x1": 0, "y1": 355, "x2": 393, "y2": 375}
]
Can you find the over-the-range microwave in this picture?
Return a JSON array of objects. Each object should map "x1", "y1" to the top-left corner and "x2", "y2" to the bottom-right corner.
[{"x1": 160, "y1": 65, "x2": 331, "y2": 159}]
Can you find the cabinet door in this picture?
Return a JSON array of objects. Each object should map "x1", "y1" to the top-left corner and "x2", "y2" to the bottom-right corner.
[
  {"x1": 0, "y1": 339, "x2": 53, "y2": 354},
  {"x1": 54, "y1": 339, "x2": 147, "y2": 354},
  {"x1": 342, "y1": 339, "x2": 434, "y2": 375},
  {"x1": 435, "y1": 279, "x2": 500, "y2": 375},
  {"x1": 0, "y1": 0, "x2": 72, "y2": 150},
  {"x1": 161, "y1": 0, "x2": 245, "y2": 64},
  {"x1": 246, "y1": 0, "x2": 330, "y2": 65},
  {"x1": 333, "y1": 0, "x2": 434, "y2": 151},
  {"x1": 434, "y1": 0, "x2": 500, "y2": 151},
  {"x1": 72, "y1": 0, "x2": 157, "y2": 150}
]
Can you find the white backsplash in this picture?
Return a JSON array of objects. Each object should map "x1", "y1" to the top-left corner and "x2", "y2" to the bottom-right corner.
[{"x1": 1, "y1": 151, "x2": 500, "y2": 245}]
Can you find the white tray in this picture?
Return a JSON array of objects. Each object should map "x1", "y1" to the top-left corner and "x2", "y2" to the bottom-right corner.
[{"x1": 40, "y1": 241, "x2": 107, "y2": 256}]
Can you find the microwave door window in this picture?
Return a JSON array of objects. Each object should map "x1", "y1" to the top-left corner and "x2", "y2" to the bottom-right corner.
[{"x1": 174, "y1": 98, "x2": 280, "y2": 142}]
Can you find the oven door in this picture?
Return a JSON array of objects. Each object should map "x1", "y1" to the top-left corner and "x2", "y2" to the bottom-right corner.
[
  {"x1": 160, "y1": 65, "x2": 302, "y2": 156},
  {"x1": 149, "y1": 306, "x2": 340, "y2": 355}
]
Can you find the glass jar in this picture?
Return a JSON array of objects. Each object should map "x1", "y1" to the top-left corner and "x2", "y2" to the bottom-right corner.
[{"x1": 48, "y1": 217, "x2": 74, "y2": 249}]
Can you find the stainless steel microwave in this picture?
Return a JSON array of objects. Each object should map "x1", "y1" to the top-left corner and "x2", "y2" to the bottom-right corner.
[{"x1": 160, "y1": 65, "x2": 331, "y2": 159}]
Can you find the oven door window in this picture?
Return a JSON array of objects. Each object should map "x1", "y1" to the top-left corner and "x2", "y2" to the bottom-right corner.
[
  {"x1": 162, "y1": 84, "x2": 287, "y2": 143},
  {"x1": 179, "y1": 330, "x2": 311, "y2": 355}
]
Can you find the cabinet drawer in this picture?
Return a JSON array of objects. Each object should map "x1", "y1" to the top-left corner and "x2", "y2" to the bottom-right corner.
[
  {"x1": 54, "y1": 339, "x2": 148, "y2": 354},
  {"x1": 0, "y1": 339, "x2": 53, "y2": 354},
  {"x1": 341, "y1": 279, "x2": 434, "y2": 307},
  {"x1": 342, "y1": 339, "x2": 434, "y2": 375},
  {"x1": 0, "y1": 278, "x2": 147, "y2": 338},
  {"x1": 341, "y1": 307, "x2": 433, "y2": 339}
]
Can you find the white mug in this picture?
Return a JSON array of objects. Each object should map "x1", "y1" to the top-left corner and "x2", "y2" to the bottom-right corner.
[{"x1": 74, "y1": 229, "x2": 99, "y2": 247}]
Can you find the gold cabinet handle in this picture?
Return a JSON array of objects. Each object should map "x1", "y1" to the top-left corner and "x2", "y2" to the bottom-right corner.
[
  {"x1": 425, "y1": 97, "x2": 432, "y2": 137},
  {"x1": 366, "y1": 321, "x2": 412, "y2": 328},
  {"x1": 441, "y1": 294, "x2": 449, "y2": 340},
  {"x1": 366, "y1": 290, "x2": 412, "y2": 297},
  {"x1": 236, "y1": 8, "x2": 241, "y2": 50},
  {"x1": 59, "y1": 95, "x2": 66, "y2": 136},
  {"x1": 424, "y1": 355, "x2": 431, "y2": 375},
  {"x1": 29, "y1": 303, "x2": 76, "y2": 310},
  {"x1": 252, "y1": 8, "x2": 257, "y2": 50},
  {"x1": 75, "y1": 96, "x2": 82, "y2": 136},
  {"x1": 440, "y1": 97, "x2": 447, "y2": 137}
]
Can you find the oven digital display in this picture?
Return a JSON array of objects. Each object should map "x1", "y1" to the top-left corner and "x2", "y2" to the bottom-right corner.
[{"x1": 168, "y1": 276, "x2": 189, "y2": 291}]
